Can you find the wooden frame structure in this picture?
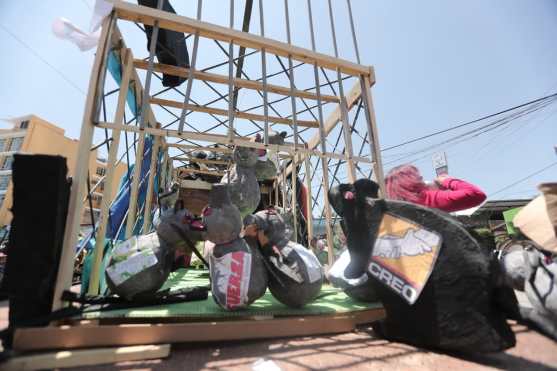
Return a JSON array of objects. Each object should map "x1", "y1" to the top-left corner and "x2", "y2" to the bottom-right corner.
[{"x1": 51, "y1": 0, "x2": 386, "y2": 319}]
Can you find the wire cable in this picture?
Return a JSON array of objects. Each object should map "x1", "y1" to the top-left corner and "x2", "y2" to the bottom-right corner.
[
  {"x1": 489, "y1": 161, "x2": 557, "y2": 198},
  {"x1": 382, "y1": 92, "x2": 557, "y2": 152},
  {"x1": 0, "y1": 23, "x2": 85, "y2": 95}
]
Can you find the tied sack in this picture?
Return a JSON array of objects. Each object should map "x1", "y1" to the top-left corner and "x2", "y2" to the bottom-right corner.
[
  {"x1": 105, "y1": 233, "x2": 174, "y2": 301},
  {"x1": 265, "y1": 242, "x2": 324, "y2": 308},
  {"x1": 210, "y1": 239, "x2": 268, "y2": 310}
]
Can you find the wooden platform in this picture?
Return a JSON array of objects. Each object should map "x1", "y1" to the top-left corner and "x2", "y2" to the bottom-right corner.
[{"x1": 12, "y1": 308, "x2": 385, "y2": 351}]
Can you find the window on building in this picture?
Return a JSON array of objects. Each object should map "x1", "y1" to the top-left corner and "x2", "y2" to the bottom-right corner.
[
  {"x1": 0, "y1": 195, "x2": 4, "y2": 208},
  {"x1": 99, "y1": 181, "x2": 105, "y2": 191},
  {"x1": 1, "y1": 156, "x2": 13, "y2": 170},
  {"x1": 9, "y1": 137, "x2": 23, "y2": 152},
  {"x1": 96, "y1": 167, "x2": 106, "y2": 176},
  {"x1": 20, "y1": 120, "x2": 29, "y2": 129},
  {"x1": 0, "y1": 139, "x2": 6, "y2": 152},
  {"x1": 0, "y1": 175, "x2": 10, "y2": 191}
]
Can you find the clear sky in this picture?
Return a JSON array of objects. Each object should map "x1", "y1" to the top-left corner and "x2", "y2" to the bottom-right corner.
[{"x1": 0, "y1": 0, "x2": 556, "y2": 201}]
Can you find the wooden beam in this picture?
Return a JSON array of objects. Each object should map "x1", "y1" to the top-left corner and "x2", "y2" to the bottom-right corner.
[
  {"x1": 178, "y1": 168, "x2": 225, "y2": 177},
  {"x1": 360, "y1": 75, "x2": 386, "y2": 195},
  {"x1": 110, "y1": 0, "x2": 371, "y2": 76},
  {"x1": 172, "y1": 157, "x2": 229, "y2": 166},
  {"x1": 53, "y1": 16, "x2": 114, "y2": 311},
  {"x1": 285, "y1": 79, "x2": 372, "y2": 178},
  {"x1": 2, "y1": 345, "x2": 170, "y2": 371},
  {"x1": 13, "y1": 309, "x2": 385, "y2": 351},
  {"x1": 135, "y1": 60, "x2": 339, "y2": 103},
  {"x1": 166, "y1": 143, "x2": 233, "y2": 153},
  {"x1": 151, "y1": 97, "x2": 319, "y2": 128},
  {"x1": 88, "y1": 48, "x2": 133, "y2": 295},
  {"x1": 142, "y1": 133, "x2": 161, "y2": 233}
]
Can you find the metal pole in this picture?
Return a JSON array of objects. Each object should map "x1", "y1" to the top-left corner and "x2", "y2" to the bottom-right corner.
[
  {"x1": 258, "y1": 0, "x2": 270, "y2": 145},
  {"x1": 327, "y1": 0, "x2": 356, "y2": 182},
  {"x1": 307, "y1": 0, "x2": 335, "y2": 267},
  {"x1": 139, "y1": 0, "x2": 164, "y2": 130},
  {"x1": 346, "y1": 0, "x2": 361, "y2": 64},
  {"x1": 227, "y1": 0, "x2": 235, "y2": 142},
  {"x1": 284, "y1": 0, "x2": 299, "y2": 242},
  {"x1": 178, "y1": 0, "x2": 203, "y2": 134}
]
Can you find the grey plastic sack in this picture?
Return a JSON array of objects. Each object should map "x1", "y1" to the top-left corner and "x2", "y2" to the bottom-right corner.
[
  {"x1": 210, "y1": 238, "x2": 268, "y2": 310},
  {"x1": 105, "y1": 232, "x2": 174, "y2": 301},
  {"x1": 265, "y1": 241, "x2": 324, "y2": 308}
]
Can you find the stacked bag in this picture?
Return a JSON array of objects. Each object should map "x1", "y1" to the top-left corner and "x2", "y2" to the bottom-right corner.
[
  {"x1": 244, "y1": 208, "x2": 324, "y2": 308},
  {"x1": 203, "y1": 184, "x2": 268, "y2": 310}
]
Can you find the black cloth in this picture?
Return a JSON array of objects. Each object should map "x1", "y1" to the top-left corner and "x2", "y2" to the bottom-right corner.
[
  {"x1": 0, "y1": 155, "x2": 70, "y2": 348},
  {"x1": 328, "y1": 179, "x2": 518, "y2": 354},
  {"x1": 138, "y1": 0, "x2": 190, "y2": 87}
]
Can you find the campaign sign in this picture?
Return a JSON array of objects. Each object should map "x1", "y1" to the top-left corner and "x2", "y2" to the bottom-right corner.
[{"x1": 368, "y1": 213, "x2": 442, "y2": 305}]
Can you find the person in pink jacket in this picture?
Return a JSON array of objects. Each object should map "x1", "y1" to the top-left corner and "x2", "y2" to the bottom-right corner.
[{"x1": 385, "y1": 164, "x2": 486, "y2": 213}]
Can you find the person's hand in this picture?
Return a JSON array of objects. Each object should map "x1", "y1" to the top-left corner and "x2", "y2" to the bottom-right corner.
[{"x1": 435, "y1": 174, "x2": 449, "y2": 187}]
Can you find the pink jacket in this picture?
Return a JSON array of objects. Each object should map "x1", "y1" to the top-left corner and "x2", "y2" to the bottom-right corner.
[{"x1": 421, "y1": 178, "x2": 486, "y2": 213}]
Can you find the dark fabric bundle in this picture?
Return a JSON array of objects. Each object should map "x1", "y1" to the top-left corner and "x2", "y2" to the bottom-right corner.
[
  {"x1": 105, "y1": 232, "x2": 174, "y2": 301},
  {"x1": 328, "y1": 179, "x2": 518, "y2": 353},
  {"x1": 137, "y1": 0, "x2": 190, "y2": 87},
  {"x1": 1, "y1": 155, "x2": 70, "y2": 330}
]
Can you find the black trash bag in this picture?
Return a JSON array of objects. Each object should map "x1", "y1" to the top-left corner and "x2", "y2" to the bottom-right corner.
[
  {"x1": 138, "y1": 0, "x2": 190, "y2": 87},
  {"x1": 245, "y1": 208, "x2": 323, "y2": 308},
  {"x1": 105, "y1": 232, "x2": 174, "y2": 301},
  {"x1": 328, "y1": 249, "x2": 380, "y2": 303},
  {"x1": 502, "y1": 246, "x2": 557, "y2": 340},
  {"x1": 328, "y1": 178, "x2": 518, "y2": 353}
]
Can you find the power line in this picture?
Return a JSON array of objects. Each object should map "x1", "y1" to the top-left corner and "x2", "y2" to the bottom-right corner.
[
  {"x1": 489, "y1": 161, "x2": 557, "y2": 198},
  {"x1": 381, "y1": 92, "x2": 557, "y2": 152},
  {"x1": 0, "y1": 23, "x2": 85, "y2": 95},
  {"x1": 381, "y1": 96, "x2": 557, "y2": 166}
]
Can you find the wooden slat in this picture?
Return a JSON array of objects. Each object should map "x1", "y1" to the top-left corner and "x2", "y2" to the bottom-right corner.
[
  {"x1": 110, "y1": 0, "x2": 371, "y2": 76},
  {"x1": 172, "y1": 157, "x2": 229, "y2": 166},
  {"x1": 151, "y1": 97, "x2": 319, "y2": 128},
  {"x1": 135, "y1": 60, "x2": 339, "y2": 103},
  {"x1": 166, "y1": 143, "x2": 233, "y2": 153},
  {"x1": 53, "y1": 16, "x2": 113, "y2": 311},
  {"x1": 2, "y1": 345, "x2": 170, "y2": 371},
  {"x1": 13, "y1": 309, "x2": 385, "y2": 351},
  {"x1": 178, "y1": 168, "x2": 225, "y2": 177}
]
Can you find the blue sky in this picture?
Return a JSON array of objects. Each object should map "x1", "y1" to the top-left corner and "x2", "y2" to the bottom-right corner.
[{"x1": 0, "y1": 0, "x2": 556, "y2": 201}]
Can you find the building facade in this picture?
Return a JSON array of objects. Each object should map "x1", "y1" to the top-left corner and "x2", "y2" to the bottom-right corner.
[{"x1": 0, "y1": 115, "x2": 126, "y2": 227}]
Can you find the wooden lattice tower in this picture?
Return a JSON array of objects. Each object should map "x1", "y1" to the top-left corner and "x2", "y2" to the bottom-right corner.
[{"x1": 52, "y1": 0, "x2": 385, "y2": 311}]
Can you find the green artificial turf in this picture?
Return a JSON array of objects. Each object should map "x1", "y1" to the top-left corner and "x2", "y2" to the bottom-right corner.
[{"x1": 82, "y1": 269, "x2": 382, "y2": 320}]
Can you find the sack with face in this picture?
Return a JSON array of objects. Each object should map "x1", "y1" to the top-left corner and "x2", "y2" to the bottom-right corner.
[
  {"x1": 253, "y1": 131, "x2": 287, "y2": 181},
  {"x1": 155, "y1": 200, "x2": 207, "y2": 254},
  {"x1": 221, "y1": 146, "x2": 261, "y2": 218},
  {"x1": 105, "y1": 232, "x2": 174, "y2": 301},
  {"x1": 328, "y1": 178, "x2": 518, "y2": 353},
  {"x1": 246, "y1": 208, "x2": 323, "y2": 307}
]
